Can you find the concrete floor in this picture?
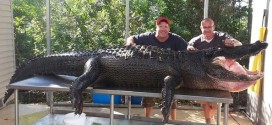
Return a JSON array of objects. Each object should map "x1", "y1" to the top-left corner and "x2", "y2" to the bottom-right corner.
[{"x1": 0, "y1": 103, "x2": 253, "y2": 125}]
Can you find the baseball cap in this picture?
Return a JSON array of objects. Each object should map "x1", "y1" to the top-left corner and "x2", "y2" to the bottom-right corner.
[{"x1": 156, "y1": 17, "x2": 170, "y2": 26}]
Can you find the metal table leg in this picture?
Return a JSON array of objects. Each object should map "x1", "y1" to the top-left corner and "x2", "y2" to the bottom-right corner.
[
  {"x1": 48, "y1": 91, "x2": 54, "y2": 114},
  {"x1": 217, "y1": 103, "x2": 222, "y2": 125},
  {"x1": 127, "y1": 96, "x2": 131, "y2": 119},
  {"x1": 15, "y1": 89, "x2": 19, "y2": 125},
  {"x1": 110, "y1": 95, "x2": 114, "y2": 125},
  {"x1": 224, "y1": 103, "x2": 229, "y2": 125}
]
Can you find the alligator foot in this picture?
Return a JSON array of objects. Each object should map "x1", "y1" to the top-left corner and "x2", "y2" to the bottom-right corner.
[
  {"x1": 161, "y1": 106, "x2": 170, "y2": 123},
  {"x1": 70, "y1": 84, "x2": 84, "y2": 114},
  {"x1": 160, "y1": 75, "x2": 178, "y2": 123}
]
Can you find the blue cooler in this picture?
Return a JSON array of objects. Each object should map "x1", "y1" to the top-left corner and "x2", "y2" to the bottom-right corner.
[
  {"x1": 131, "y1": 96, "x2": 142, "y2": 105},
  {"x1": 92, "y1": 93, "x2": 121, "y2": 104}
]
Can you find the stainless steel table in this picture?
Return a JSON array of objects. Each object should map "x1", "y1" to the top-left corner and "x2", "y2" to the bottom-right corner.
[
  {"x1": 6, "y1": 75, "x2": 92, "y2": 125},
  {"x1": 7, "y1": 75, "x2": 233, "y2": 125}
]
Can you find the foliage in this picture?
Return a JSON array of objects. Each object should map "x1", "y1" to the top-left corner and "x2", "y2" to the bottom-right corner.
[
  {"x1": 50, "y1": 0, "x2": 126, "y2": 53},
  {"x1": 13, "y1": 0, "x2": 252, "y2": 65},
  {"x1": 13, "y1": 0, "x2": 46, "y2": 65}
]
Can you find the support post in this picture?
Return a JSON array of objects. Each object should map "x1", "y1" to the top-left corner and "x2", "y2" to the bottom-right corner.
[
  {"x1": 125, "y1": 0, "x2": 130, "y2": 39},
  {"x1": 110, "y1": 95, "x2": 114, "y2": 125},
  {"x1": 204, "y1": 0, "x2": 209, "y2": 18},
  {"x1": 46, "y1": 0, "x2": 53, "y2": 107},
  {"x1": 217, "y1": 103, "x2": 222, "y2": 125},
  {"x1": 15, "y1": 89, "x2": 19, "y2": 125}
]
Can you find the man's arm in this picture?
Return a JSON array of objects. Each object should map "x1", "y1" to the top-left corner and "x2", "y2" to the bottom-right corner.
[
  {"x1": 223, "y1": 33, "x2": 242, "y2": 47},
  {"x1": 171, "y1": 33, "x2": 188, "y2": 51},
  {"x1": 187, "y1": 45, "x2": 197, "y2": 51},
  {"x1": 223, "y1": 38, "x2": 242, "y2": 47},
  {"x1": 187, "y1": 37, "x2": 198, "y2": 51}
]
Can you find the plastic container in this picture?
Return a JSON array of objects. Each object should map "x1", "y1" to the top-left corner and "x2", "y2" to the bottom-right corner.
[
  {"x1": 92, "y1": 93, "x2": 121, "y2": 104},
  {"x1": 131, "y1": 96, "x2": 142, "y2": 105},
  {"x1": 63, "y1": 112, "x2": 86, "y2": 125}
]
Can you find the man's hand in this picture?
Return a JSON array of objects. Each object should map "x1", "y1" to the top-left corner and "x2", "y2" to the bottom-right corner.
[
  {"x1": 223, "y1": 38, "x2": 242, "y2": 47},
  {"x1": 126, "y1": 36, "x2": 135, "y2": 46},
  {"x1": 187, "y1": 46, "x2": 198, "y2": 51}
]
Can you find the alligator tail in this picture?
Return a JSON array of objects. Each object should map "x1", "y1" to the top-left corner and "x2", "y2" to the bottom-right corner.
[{"x1": 3, "y1": 51, "x2": 94, "y2": 103}]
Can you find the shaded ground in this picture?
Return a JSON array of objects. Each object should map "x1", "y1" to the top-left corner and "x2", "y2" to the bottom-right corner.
[{"x1": 0, "y1": 103, "x2": 253, "y2": 125}]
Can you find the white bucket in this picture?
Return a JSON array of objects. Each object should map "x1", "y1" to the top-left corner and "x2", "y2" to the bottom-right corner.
[{"x1": 63, "y1": 112, "x2": 86, "y2": 125}]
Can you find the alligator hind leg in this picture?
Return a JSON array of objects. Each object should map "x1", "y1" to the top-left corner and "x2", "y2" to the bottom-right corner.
[
  {"x1": 70, "y1": 58, "x2": 100, "y2": 114},
  {"x1": 161, "y1": 75, "x2": 178, "y2": 123}
]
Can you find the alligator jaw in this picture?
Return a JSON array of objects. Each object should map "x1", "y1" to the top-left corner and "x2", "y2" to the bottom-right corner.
[
  {"x1": 207, "y1": 55, "x2": 263, "y2": 92},
  {"x1": 205, "y1": 40, "x2": 267, "y2": 83},
  {"x1": 211, "y1": 41, "x2": 268, "y2": 60}
]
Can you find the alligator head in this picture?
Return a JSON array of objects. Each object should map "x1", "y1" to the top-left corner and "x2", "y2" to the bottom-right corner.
[{"x1": 181, "y1": 41, "x2": 268, "y2": 92}]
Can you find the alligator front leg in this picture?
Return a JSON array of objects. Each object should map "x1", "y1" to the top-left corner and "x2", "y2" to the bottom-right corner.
[
  {"x1": 70, "y1": 58, "x2": 100, "y2": 114},
  {"x1": 161, "y1": 75, "x2": 178, "y2": 123}
]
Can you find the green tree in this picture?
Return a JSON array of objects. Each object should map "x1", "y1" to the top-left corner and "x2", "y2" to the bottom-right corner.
[
  {"x1": 13, "y1": 0, "x2": 252, "y2": 65},
  {"x1": 50, "y1": 0, "x2": 126, "y2": 53},
  {"x1": 13, "y1": 0, "x2": 46, "y2": 65}
]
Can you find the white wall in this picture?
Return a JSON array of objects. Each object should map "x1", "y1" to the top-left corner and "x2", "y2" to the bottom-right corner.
[
  {"x1": 0, "y1": 0, "x2": 15, "y2": 106},
  {"x1": 248, "y1": 0, "x2": 272, "y2": 124}
]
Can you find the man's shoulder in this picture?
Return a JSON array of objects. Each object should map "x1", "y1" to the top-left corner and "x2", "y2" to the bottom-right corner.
[
  {"x1": 169, "y1": 32, "x2": 182, "y2": 38},
  {"x1": 189, "y1": 34, "x2": 202, "y2": 42},
  {"x1": 169, "y1": 32, "x2": 186, "y2": 41}
]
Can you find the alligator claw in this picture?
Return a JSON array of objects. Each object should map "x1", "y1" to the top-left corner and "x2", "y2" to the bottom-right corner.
[
  {"x1": 161, "y1": 107, "x2": 170, "y2": 123},
  {"x1": 75, "y1": 100, "x2": 83, "y2": 114},
  {"x1": 71, "y1": 94, "x2": 83, "y2": 114},
  {"x1": 70, "y1": 86, "x2": 83, "y2": 114},
  {"x1": 159, "y1": 103, "x2": 170, "y2": 123},
  {"x1": 72, "y1": 94, "x2": 83, "y2": 114}
]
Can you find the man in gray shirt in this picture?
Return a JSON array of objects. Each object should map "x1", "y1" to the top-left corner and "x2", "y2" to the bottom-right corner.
[{"x1": 188, "y1": 18, "x2": 242, "y2": 124}]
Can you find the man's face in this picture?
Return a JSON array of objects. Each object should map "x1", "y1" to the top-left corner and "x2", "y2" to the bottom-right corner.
[
  {"x1": 200, "y1": 20, "x2": 215, "y2": 39},
  {"x1": 156, "y1": 22, "x2": 170, "y2": 38}
]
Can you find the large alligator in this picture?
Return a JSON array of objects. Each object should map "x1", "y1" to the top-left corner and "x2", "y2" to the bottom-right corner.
[{"x1": 3, "y1": 40, "x2": 268, "y2": 123}]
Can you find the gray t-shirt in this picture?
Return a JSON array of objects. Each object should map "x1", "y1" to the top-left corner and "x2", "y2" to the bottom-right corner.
[{"x1": 188, "y1": 31, "x2": 233, "y2": 50}]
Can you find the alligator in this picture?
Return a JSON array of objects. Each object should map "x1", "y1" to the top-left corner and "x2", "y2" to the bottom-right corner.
[{"x1": 3, "y1": 40, "x2": 268, "y2": 123}]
